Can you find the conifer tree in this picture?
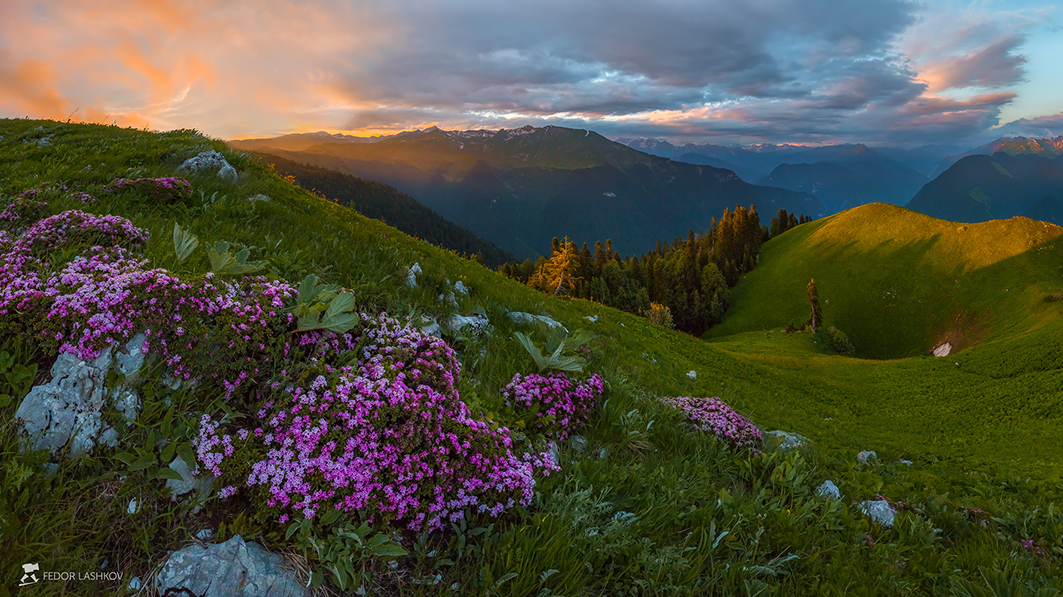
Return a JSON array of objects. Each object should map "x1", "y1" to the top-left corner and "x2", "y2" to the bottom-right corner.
[
  {"x1": 531, "y1": 237, "x2": 580, "y2": 296},
  {"x1": 807, "y1": 278, "x2": 822, "y2": 333}
]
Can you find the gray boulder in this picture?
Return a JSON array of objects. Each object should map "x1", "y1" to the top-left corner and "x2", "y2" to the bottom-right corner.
[
  {"x1": 507, "y1": 311, "x2": 567, "y2": 332},
  {"x1": 815, "y1": 480, "x2": 841, "y2": 500},
  {"x1": 857, "y1": 450, "x2": 877, "y2": 463},
  {"x1": 165, "y1": 456, "x2": 214, "y2": 512},
  {"x1": 764, "y1": 430, "x2": 810, "y2": 452},
  {"x1": 453, "y1": 280, "x2": 470, "y2": 295},
  {"x1": 447, "y1": 313, "x2": 490, "y2": 335},
  {"x1": 15, "y1": 334, "x2": 145, "y2": 456},
  {"x1": 858, "y1": 500, "x2": 895, "y2": 527},
  {"x1": 179, "y1": 149, "x2": 238, "y2": 182},
  {"x1": 156, "y1": 535, "x2": 306, "y2": 597},
  {"x1": 406, "y1": 263, "x2": 422, "y2": 288},
  {"x1": 247, "y1": 194, "x2": 271, "y2": 202}
]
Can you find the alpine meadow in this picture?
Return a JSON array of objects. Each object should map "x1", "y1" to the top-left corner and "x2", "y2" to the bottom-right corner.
[{"x1": 3, "y1": 1, "x2": 1063, "y2": 596}]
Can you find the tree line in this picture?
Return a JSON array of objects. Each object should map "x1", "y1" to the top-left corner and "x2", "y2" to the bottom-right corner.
[{"x1": 500, "y1": 207, "x2": 813, "y2": 336}]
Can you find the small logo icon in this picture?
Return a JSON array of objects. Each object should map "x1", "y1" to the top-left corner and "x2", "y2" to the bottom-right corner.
[{"x1": 19, "y1": 563, "x2": 40, "y2": 586}]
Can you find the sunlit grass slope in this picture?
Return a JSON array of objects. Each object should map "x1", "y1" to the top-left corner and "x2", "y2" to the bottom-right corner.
[
  {"x1": 4, "y1": 120, "x2": 1063, "y2": 595},
  {"x1": 708, "y1": 202, "x2": 1063, "y2": 359}
]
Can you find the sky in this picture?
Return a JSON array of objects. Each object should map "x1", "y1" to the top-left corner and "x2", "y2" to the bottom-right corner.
[{"x1": 0, "y1": 0, "x2": 1060, "y2": 147}]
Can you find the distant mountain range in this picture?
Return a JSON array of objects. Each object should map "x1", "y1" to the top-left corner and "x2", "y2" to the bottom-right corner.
[
  {"x1": 927, "y1": 136, "x2": 1063, "y2": 179},
  {"x1": 907, "y1": 152, "x2": 1063, "y2": 225},
  {"x1": 755, "y1": 145, "x2": 928, "y2": 213},
  {"x1": 618, "y1": 139, "x2": 959, "y2": 178},
  {"x1": 232, "y1": 126, "x2": 823, "y2": 259},
  {"x1": 621, "y1": 140, "x2": 937, "y2": 213}
]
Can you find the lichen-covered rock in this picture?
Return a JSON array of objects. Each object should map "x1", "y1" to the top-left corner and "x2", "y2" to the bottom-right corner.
[
  {"x1": 507, "y1": 311, "x2": 567, "y2": 331},
  {"x1": 447, "y1": 312, "x2": 490, "y2": 335},
  {"x1": 453, "y1": 280, "x2": 469, "y2": 295},
  {"x1": 858, "y1": 500, "x2": 895, "y2": 527},
  {"x1": 179, "y1": 149, "x2": 238, "y2": 182},
  {"x1": 406, "y1": 263, "x2": 422, "y2": 288},
  {"x1": 15, "y1": 335, "x2": 145, "y2": 456},
  {"x1": 816, "y1": 480, "x2": 841, "y2": 500},
  {"x1": 857, "y1": 450, "x2": 877, "y2": 463},
  {"x1": 155, "y1": 535, "x2": 306, "y2": 597},
  {"x1": 165, "y1": 456, "x2": 214, "y2": 512},
  {"x1": 764, "y1": 430, "x2": 810, "y2": 452}
]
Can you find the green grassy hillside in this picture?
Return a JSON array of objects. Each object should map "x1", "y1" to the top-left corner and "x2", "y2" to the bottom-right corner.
[
  {"x1": 708, "y1": 202, "x2": 1063, "y2": 359},
  {"x1": 3, "y1": 120, "x2": 1063, "y2": 596}
]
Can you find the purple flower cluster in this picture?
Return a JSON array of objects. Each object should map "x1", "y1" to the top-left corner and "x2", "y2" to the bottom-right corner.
[
  {"x1": 12, "y1": 210, "x2": 150, "y2": 258},
  {"x1": 1, "y1": 193, "x2": 564, "y2": 535},
  {"x1": 108, "y1": 177, "x2": 192, "y2": 204},
  {"x1": 501, "y1": 373, "x2": 604, "y2": 441},
  {"x1": 660, "y1": 396, "x2": 762, "y2": 451},
  {"x1": 0, "y1": 195, "x2": 49, "y2": 230},
  {"x1": 1021, "y1": 539, "x2": 1048, "y2": 559},
  {"x1": 0, "y1": 201, "x2": 296, "y2": 388},
  {"x1": 197, "y1": 315, "x2": 557, "y2": 532}
]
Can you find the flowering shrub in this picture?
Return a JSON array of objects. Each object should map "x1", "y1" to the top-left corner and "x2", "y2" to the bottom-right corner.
[
  {"x1": 0, "y1": 205, "x2": 297, "y2": 389},
  {"x1": 108, "y1": 177, "x2": 192, "y2": 204},
  {"x1": 660, "y1": 396, "x2": 762, "y2": 451},
  {"x1": 501, "y1": 373, "x2": 604, "y2": 441},
  {"x1": 14, "y1": 210, "x2": 150, "y2": 260},
  {"x1": 0, "y1": 194, "x2": 563, "y2": 535},
  {"x1": 0, "y1": 195, "x2": 49, "y2": 231},
  {"x1": 196, "y1": 315, "x2": 559, "y2": 532}
]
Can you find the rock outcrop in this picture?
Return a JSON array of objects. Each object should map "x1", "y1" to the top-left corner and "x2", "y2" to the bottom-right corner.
[
  {"x1": 15, "y1": 334, "x2": 146, "y2": 456},
  {"x1": 155, "y1": 535, "x2": 306, "y2": 597},
  {"x1": 179, "y1": 150, "x2": 238, "y2": 182}
]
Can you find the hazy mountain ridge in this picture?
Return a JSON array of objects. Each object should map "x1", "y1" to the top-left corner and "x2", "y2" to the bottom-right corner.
[
  {"x1": 619, "y1": 138, "x2": 957, "y2": 177},
  {"x1": 757, "y1": 146, "x2": 929, "y2": 213},
  {"x1": 236, "y1": 126, "x2": 824, "y2": 259},
  {"x1": 907, "y1": 152, "x2": 1063, "y2": 225},
  {"x1": 927, "y1": 136, "x2": 1063, "y2": 179}
]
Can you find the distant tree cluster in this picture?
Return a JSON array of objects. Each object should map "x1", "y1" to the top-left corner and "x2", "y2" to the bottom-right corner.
[
  {"x1": 501, "y1": 205, "x2": 813, "y2": 335},
  {"x1": 770, "y1": 208, "x2": 813, "y2": 238}
]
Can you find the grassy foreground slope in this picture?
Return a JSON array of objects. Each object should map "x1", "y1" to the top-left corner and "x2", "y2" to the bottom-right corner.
[
  {"x1": 2, "y1": 120, "x2": 1063, "y2": 596},
  {"x1": 708, "y1": 202, "x2": 1063, "y2": 359}
]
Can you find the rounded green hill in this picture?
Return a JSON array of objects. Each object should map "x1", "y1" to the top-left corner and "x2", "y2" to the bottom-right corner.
[{"x1": 708, "y1": 202, "x2": 1063, "y2": 359}]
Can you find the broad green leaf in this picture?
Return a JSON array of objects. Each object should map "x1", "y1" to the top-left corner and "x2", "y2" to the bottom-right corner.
[
  {"x1": 321, "y1": 312, "x2": 358, "y2": 334},
  {"x1": 156, "y1": 467, "x2": 185, "y2": 481},
  {"x1": 113, "y1": 452, "x2": 136, "y2": 466},
  {"x1": 177, "y1": 443, "x2": 197, "y2": 471},
  {"x1": 297, "y1": 313, "x2": 323, "y2": 331},
  {"x1": 371, "y1": 542, "x2": 408, "y2": 558},
  {"x1": 206, "y1": 241, "x2": 231, "y2": 271},
  {"x1": 325, "y1": 293, "x2": 355, "y2": 318},
  {"x1": 493, "y1": 572, "x2": 518, "y2": 590},
  {"x1": 160, "y1": 441, "x2": 177, "y2": 464},
  {"x1": 128, "y1": 453, "x2": 157, "y2": 472},
  {"x1": 319, "y1": 508, "x2": 342, "y2": 526},
  {"x1": 172, "y1": 222, "x2": 200, "y2": 263}
]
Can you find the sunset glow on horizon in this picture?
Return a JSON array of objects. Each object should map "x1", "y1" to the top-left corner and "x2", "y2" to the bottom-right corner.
[{"x1": 2, "y1": 0, "x2": 1060, "y2": 146}]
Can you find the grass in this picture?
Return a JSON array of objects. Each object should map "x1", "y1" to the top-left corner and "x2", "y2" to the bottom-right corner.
[
  {"x1": 708, "y1": 203, "x2": 1063, "y2": 359},
  {"x1": 2, "y1": 118, "x2": 1063, "y2": 596}
]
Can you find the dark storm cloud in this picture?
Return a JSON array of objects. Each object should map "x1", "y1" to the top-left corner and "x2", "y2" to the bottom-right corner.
[{"x1": 335, "y1": 0, "x2": 920, "y2": 116}]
